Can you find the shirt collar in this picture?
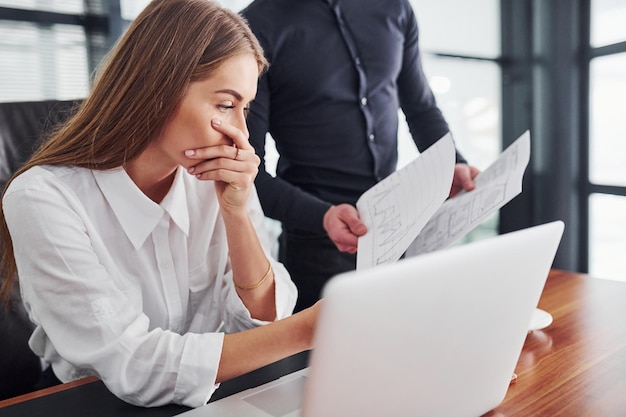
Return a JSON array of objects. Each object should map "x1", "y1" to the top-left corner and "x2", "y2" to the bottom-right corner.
[
  {"x1": 93, "y1": 166, "x2": 189, "y2": 249},
  {"x1": 160, "y1": 167, "x2": 190, "y2": 236}
]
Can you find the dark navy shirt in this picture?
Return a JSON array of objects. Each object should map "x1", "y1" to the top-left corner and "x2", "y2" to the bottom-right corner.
[{"x1": 242, "y1": 0, "x2": 465, "y2": 233}]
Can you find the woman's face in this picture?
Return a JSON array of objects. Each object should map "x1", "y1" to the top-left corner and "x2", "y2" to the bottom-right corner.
[{"x1": 155, "y1": 53, "x2": 259, "y2": 170}]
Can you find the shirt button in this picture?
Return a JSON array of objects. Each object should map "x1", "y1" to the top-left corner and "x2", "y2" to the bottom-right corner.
[
  {"x1": 360, "y1": 97, "x2": 368, "y2": 106},
  {"x1": 161, "y1": 262, "x2": 170, "y2": 269},
  {"x1": 368, "y1": 134, "x2": 375, "y2": 142}
]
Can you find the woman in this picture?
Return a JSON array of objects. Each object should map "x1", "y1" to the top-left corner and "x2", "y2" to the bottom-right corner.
[{"x1": 0, "y1": 0, "x2": 317, "y2": 408}]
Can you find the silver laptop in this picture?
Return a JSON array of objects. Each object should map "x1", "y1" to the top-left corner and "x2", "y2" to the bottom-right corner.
[{"x1": 182, "y1": 221, "x2": 564, "y2": 417}]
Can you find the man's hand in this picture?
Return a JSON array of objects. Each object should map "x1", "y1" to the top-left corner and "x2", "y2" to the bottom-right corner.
[
  {"x1": 450, "y1": 163, "x2": 480, "y2": 198},
  {"x1": 322, "y1": 204, "x2": 368, "y2": 254}
]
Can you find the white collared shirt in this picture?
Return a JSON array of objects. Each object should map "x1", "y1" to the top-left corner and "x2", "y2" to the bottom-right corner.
[{"x1": 3, "y1": 165, "x2": 297, "y2": 407}]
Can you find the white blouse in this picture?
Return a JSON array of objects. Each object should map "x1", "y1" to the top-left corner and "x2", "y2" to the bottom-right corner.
[{"x1": 2, "y1": 165, "x2": 297, "y2": 407}]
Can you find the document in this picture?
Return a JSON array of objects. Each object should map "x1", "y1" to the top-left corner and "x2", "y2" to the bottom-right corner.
[
  {"x1": 356, "y1": 131, "x2": 531, "y2": 270},
  {"x1": 405, "y1": 130, "x2": 530, "y2": 257},
  {"x1": 356, "y1": 133, "x2": 456, "y2": 270}
]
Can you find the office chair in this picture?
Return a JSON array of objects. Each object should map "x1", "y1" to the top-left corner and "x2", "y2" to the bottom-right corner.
[
  {"x1": 1, "y1": 99, "x2": 79, "y2": 191},
  {"x1": 0, "y1": 99, "x2": 80, "y2": 400},
  {"x1": 0, "y1": 285, "x2": 43, "y2": 400}
]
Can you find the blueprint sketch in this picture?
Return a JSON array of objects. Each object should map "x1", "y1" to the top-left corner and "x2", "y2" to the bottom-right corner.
[
  {"x1": 404, "y1": 130, "x2": 531, "y2": 257},
  {"x1": 356, "y1": 134, "x2": 456, "y2": 270}
]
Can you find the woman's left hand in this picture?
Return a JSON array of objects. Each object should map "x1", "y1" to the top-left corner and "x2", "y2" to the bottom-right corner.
[{"x1": 185, "y1": 118, "x2": 260, "y2": 212}]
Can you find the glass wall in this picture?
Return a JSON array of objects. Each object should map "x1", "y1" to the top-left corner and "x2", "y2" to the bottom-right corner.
[
  {"x1": 410, "y1": 0, "x2": 500, "y2": 57},
  {"x1": 590, "y1": 0, "x2": 626, "y2": 47},
  {"x1": 588, "y1": 0, "x2": 626, "y2": 281},
  {"x1": 589, "y1": 194, "x2": 626, "y2": 281},
  {"x1": 403, "y1": 0, "x2": 501, "y2": 169},
  {"x1": 400, "y1": 57, "x2": 501, "y2": 172},
  {"x1": 120, "y1": 0, "x2": 150, "y2": 20},
  {"x1": 589, "y1": 53, "x2": 626, "y2": 187}
]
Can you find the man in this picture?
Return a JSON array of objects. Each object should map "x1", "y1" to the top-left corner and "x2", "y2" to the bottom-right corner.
[{"x1": 242, "y1": 0, "x2": 479, "y2": 311}]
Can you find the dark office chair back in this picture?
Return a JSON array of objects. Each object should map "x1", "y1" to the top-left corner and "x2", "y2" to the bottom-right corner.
[
  {"x1": 0, "y1": 99, "x2": 79, "y2": 192},
  {"x1": 0, "y1": 99, "x2": 81, "y2": 400}
]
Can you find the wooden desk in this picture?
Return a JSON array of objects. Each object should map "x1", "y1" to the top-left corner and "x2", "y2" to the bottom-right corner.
[
  {"x1": 2, "y1": 269, "x2": 625, "y2": 416},
  {"x1": 483, "y1": 269, "x2": 626, "y2": 416}
]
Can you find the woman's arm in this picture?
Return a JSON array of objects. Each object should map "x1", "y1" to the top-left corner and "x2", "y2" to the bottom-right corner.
[
  {"x1": 217, "y1": 301, "x2": 319, "y2": 382},
  {"x1": 185, "y1": 117, "x2": 321, "y2": 382},
  {"x1": 186, "y1": 117, "x2": 287, "y2": 321},
  {"x1": 220, "y1": 206, "x2": 278, "y2": 321}
]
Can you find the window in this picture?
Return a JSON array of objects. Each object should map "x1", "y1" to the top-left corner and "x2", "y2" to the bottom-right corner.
[
  {"x1": 589, "y1": 53, "x2": 626, "y2": 187},
  {"x1": 0, "y1": 1, "x2": 109, "y2": 103},
  {"x1": 119, "y1": 0, "x2": 252, "y2": 20},
  {"x1": 589, "y1": 194, "x2": 626, "y2": 281},
  {"x1": 590, "y1": 0, "x2": 626, "y2": 47},
  {"x1": 0, "y1": 0, "x2": 86, "y2": 14},
  {"x1": 587, "y1": 0, "x2": 626, "y2": 281},
  {"x1": 120, "y1": 0, "x2": 150, "y2": 20},
  {"x1": 410, "y1": 0, "x2": 500, "y2": 57},
  {"x1": 0, "y1": 21, "x2": 89, "y2": 101}
]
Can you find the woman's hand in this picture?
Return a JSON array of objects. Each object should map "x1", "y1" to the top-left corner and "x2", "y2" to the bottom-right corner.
[{"x1": 185, "y1": 118, "x2": 260, "y2": 212}]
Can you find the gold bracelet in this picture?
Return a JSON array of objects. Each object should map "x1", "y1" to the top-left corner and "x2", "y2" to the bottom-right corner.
[{"x1": 234, "y1": 259, "x2": 272, "y2": 291}]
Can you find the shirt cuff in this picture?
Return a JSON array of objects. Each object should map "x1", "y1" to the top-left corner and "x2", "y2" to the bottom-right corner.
[
  {"x1": 223, "y1": 260, "x2": 297, "y2": 331},
  {"x1": 173, "y1": 332, "x2": 224, "y2": 407}
]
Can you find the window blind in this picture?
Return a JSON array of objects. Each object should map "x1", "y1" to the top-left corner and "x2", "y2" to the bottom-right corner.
[{"x1": 0, "y1": 0, "x2": 107, "y2": 103}]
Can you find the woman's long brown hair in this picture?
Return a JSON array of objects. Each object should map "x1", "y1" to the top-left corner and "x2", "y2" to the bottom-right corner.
[{"x1": 0, "y1": 0, "x2": 268, "y2": 304}]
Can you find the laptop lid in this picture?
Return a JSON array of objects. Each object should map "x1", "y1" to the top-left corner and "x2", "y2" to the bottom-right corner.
[
  {"x1": 181, "y1": 221, "x2": 564, "y2": 417},
  {"x1": 302, "y1": 220, "x2": 564, "y2": 417}
]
